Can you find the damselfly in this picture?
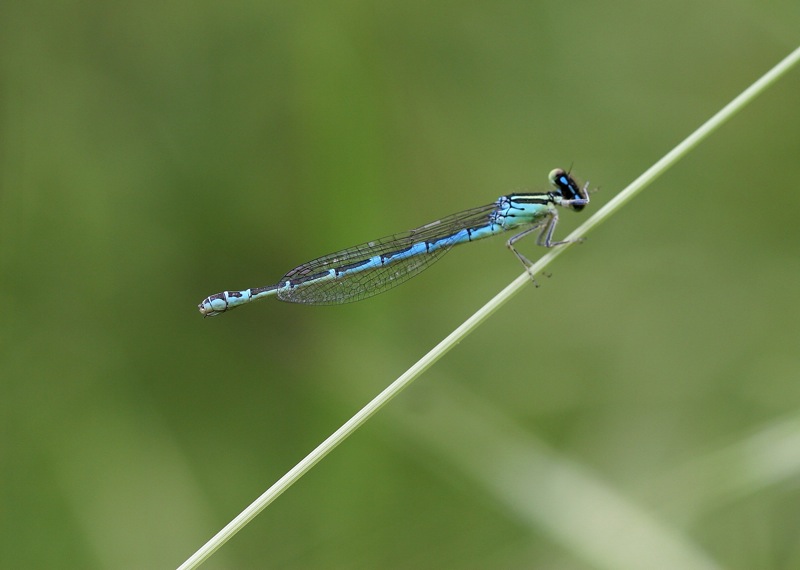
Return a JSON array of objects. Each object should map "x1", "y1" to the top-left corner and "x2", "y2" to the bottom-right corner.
[{"x1": 199, "y1": 168, "x2": 590, "y2": 316}]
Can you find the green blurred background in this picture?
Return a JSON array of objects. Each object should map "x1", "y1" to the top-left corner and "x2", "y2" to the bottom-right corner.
[{"x1": 2, "y1": 1, "x2": 799, "y2": 568}]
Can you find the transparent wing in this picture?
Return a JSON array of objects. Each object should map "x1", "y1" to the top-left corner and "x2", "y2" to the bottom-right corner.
[{"x1": 277, "y1": 201, "x2": 500, "y2": 305}]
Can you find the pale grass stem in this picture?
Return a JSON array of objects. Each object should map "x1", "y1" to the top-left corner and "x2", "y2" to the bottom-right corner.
[{"x1": 178, "y1": 45, "x2": 800, "y2": 570}]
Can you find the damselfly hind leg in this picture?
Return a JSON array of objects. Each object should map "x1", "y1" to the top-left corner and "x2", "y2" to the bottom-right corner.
[
  {"x1": 506, "y1": 221, "x2": 547, "y2": 285},
  {"x1": 506, "y1": 226, "x2": 539, "y2": 266}
]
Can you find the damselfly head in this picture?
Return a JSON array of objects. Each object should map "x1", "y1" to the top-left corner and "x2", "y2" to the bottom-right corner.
[{"x1": 548, "y1": 168, "x2": 589, "y2": 211}]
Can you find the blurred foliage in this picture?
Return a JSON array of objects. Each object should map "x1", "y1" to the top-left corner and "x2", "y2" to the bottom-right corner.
[{"x1": 1, "y1": 1, "x2": 799, "y2": 568}]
